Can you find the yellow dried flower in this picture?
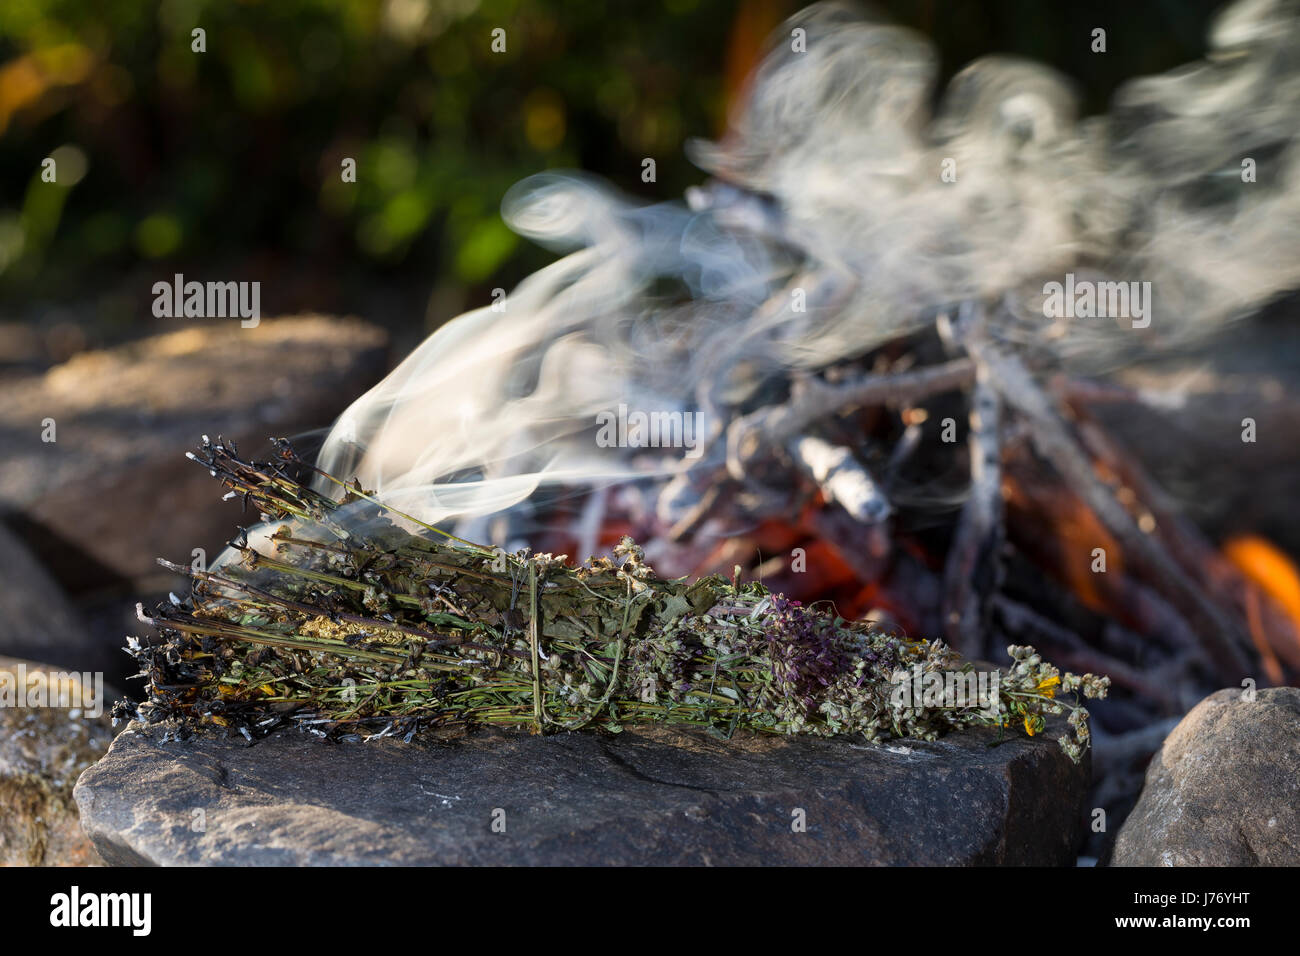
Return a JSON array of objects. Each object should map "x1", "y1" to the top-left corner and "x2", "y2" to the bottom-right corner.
[{"x1": 1035, "y1": 675, "x2": 1060, "y2": 698}]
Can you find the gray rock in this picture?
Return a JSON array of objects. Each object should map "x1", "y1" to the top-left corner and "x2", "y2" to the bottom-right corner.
[
  {"x1": 75, "y1": 719, "x2": 1088, "y2": 866},
  {"x1": 0, "y1": 656, "x2": 119, "y2": 866},
  {"x1": 0, "y1": 524, "x2": 108, "y2": 674},
  {"x1": 0, "y1": 315, "x2": 388, "y2": 593},
  {"x1": 1109, "y1": 687, "x2": 1300, "y2": 866}
]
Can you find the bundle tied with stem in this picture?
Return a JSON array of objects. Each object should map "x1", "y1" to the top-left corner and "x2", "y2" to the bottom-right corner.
[{"x1": 122, "y1": 437, "x2": 1108, "y2": 761}]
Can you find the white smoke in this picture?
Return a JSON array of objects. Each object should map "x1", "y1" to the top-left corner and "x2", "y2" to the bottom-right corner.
[{"x1": 314, "y1": 0, "x2": 1300, "y2": 534}]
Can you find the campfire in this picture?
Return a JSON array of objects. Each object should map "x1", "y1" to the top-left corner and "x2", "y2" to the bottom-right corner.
[{"x1": 129, "y1": 0, "x2": 1300, "y2": 852}]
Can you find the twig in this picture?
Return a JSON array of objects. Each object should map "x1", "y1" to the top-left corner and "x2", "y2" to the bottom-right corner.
[
  {"x1": 992, "y1": 596, "x2": 1180, "y2": 710},
  {"x1": 726, "y1": 357, "x2": 976, "y2": 480},
  {"x1": 789, "y1": 434, "x2": 890, "y2": 524},
  {"x1": 969, "y1": 312, "x2": 1253, "y2": 678},
  {"x1": 1092, "y1": 716, "x2": 1183, "y2": 776},
  {"x1": 941, "y1": 304, "x2": 1004, "y2": 657}
]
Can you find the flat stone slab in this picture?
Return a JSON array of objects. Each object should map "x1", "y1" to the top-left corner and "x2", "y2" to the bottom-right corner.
[{"x1": 75, "y1": 719, "x2": 1088, "y2": 865}]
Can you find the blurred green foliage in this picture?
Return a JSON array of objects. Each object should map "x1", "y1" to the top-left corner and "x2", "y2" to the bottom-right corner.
[
  {"x1": 0, "y1": 0, "x2": 1222, "y2": 334},
  {"x1": 0, "y1": 0, "x2": 738, "y2": 322}
]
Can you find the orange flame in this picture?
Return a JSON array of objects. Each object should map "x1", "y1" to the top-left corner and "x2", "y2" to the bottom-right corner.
[{"x1": 1222, "y1": 534, "x2": 1300, "y2": 682}]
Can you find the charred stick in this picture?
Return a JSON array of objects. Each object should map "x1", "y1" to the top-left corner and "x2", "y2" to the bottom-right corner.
[
  {"x1": 943, "y1": 387, "x2": 1003, "y2": 656},
  {"x1": 1060, "y1": 375, "x2": 1186, "y2": 413},
  {"x1": 1066, "y1": 403, "x2": 1212, "y2": 577},
  {"x1": 671, "y1": 481, "x2": 728, "y2": 541},
  {"x1": 1069, "y1": 405, "x2": 1299, "y2": 677},
  {"x1": 805, "y1": 506, "x2": 891, "y2": 584},
  {"x1": 725, "y1": 358, "x2": 976, "y2": 480},
  {"x1": 1091, "y1": 716, "x2": 1183, "y2": 777},
  {"x1": 1112, "y1": 572, "x2": 1207, "y2": 663},
  {"x1": 789, "y1": 434, "x2": 891, "y2": 525},
  {"x1": 992, "y1": 596, "x2": 1180, "y2": 710},
  {"x1": 969, "y1": 319, "x2": 1253, "y2": 678},
  {"x1": 665, "y1": 476, "x2": 736, "y2": 542},
  {"x1": 941, "y1": 308, "x2": 1004, "y2": 657},
  {"x1": 883, "y1": 419, "x2": 924, "y2": 489}
]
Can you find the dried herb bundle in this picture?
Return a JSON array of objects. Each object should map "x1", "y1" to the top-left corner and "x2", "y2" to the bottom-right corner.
[{"x1": 122, "y1": 438, "x2": 1108, "y2": 761}]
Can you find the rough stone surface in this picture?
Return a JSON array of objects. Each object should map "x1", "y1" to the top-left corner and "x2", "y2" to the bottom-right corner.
[
  {"x1": 75, "y1": 719, "x2": 1088, "y2": 866},
  {"x1": 0, "y1": 524, "x2": 109, "y2": 674},
  {"x1": 1109, "y1": 687, "x2": 1300, "y2": 866},
  {"x1": 0, "y1": 315, "x2": 388, "y2": 593},
  {"x1": 0, "y1": 657, "x2": 119, "y2": 866}
]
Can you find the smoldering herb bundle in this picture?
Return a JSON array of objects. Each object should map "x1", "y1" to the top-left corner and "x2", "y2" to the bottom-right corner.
[{"x1": 121, "y1": 438, "x2": 1107, "y2": 761}]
